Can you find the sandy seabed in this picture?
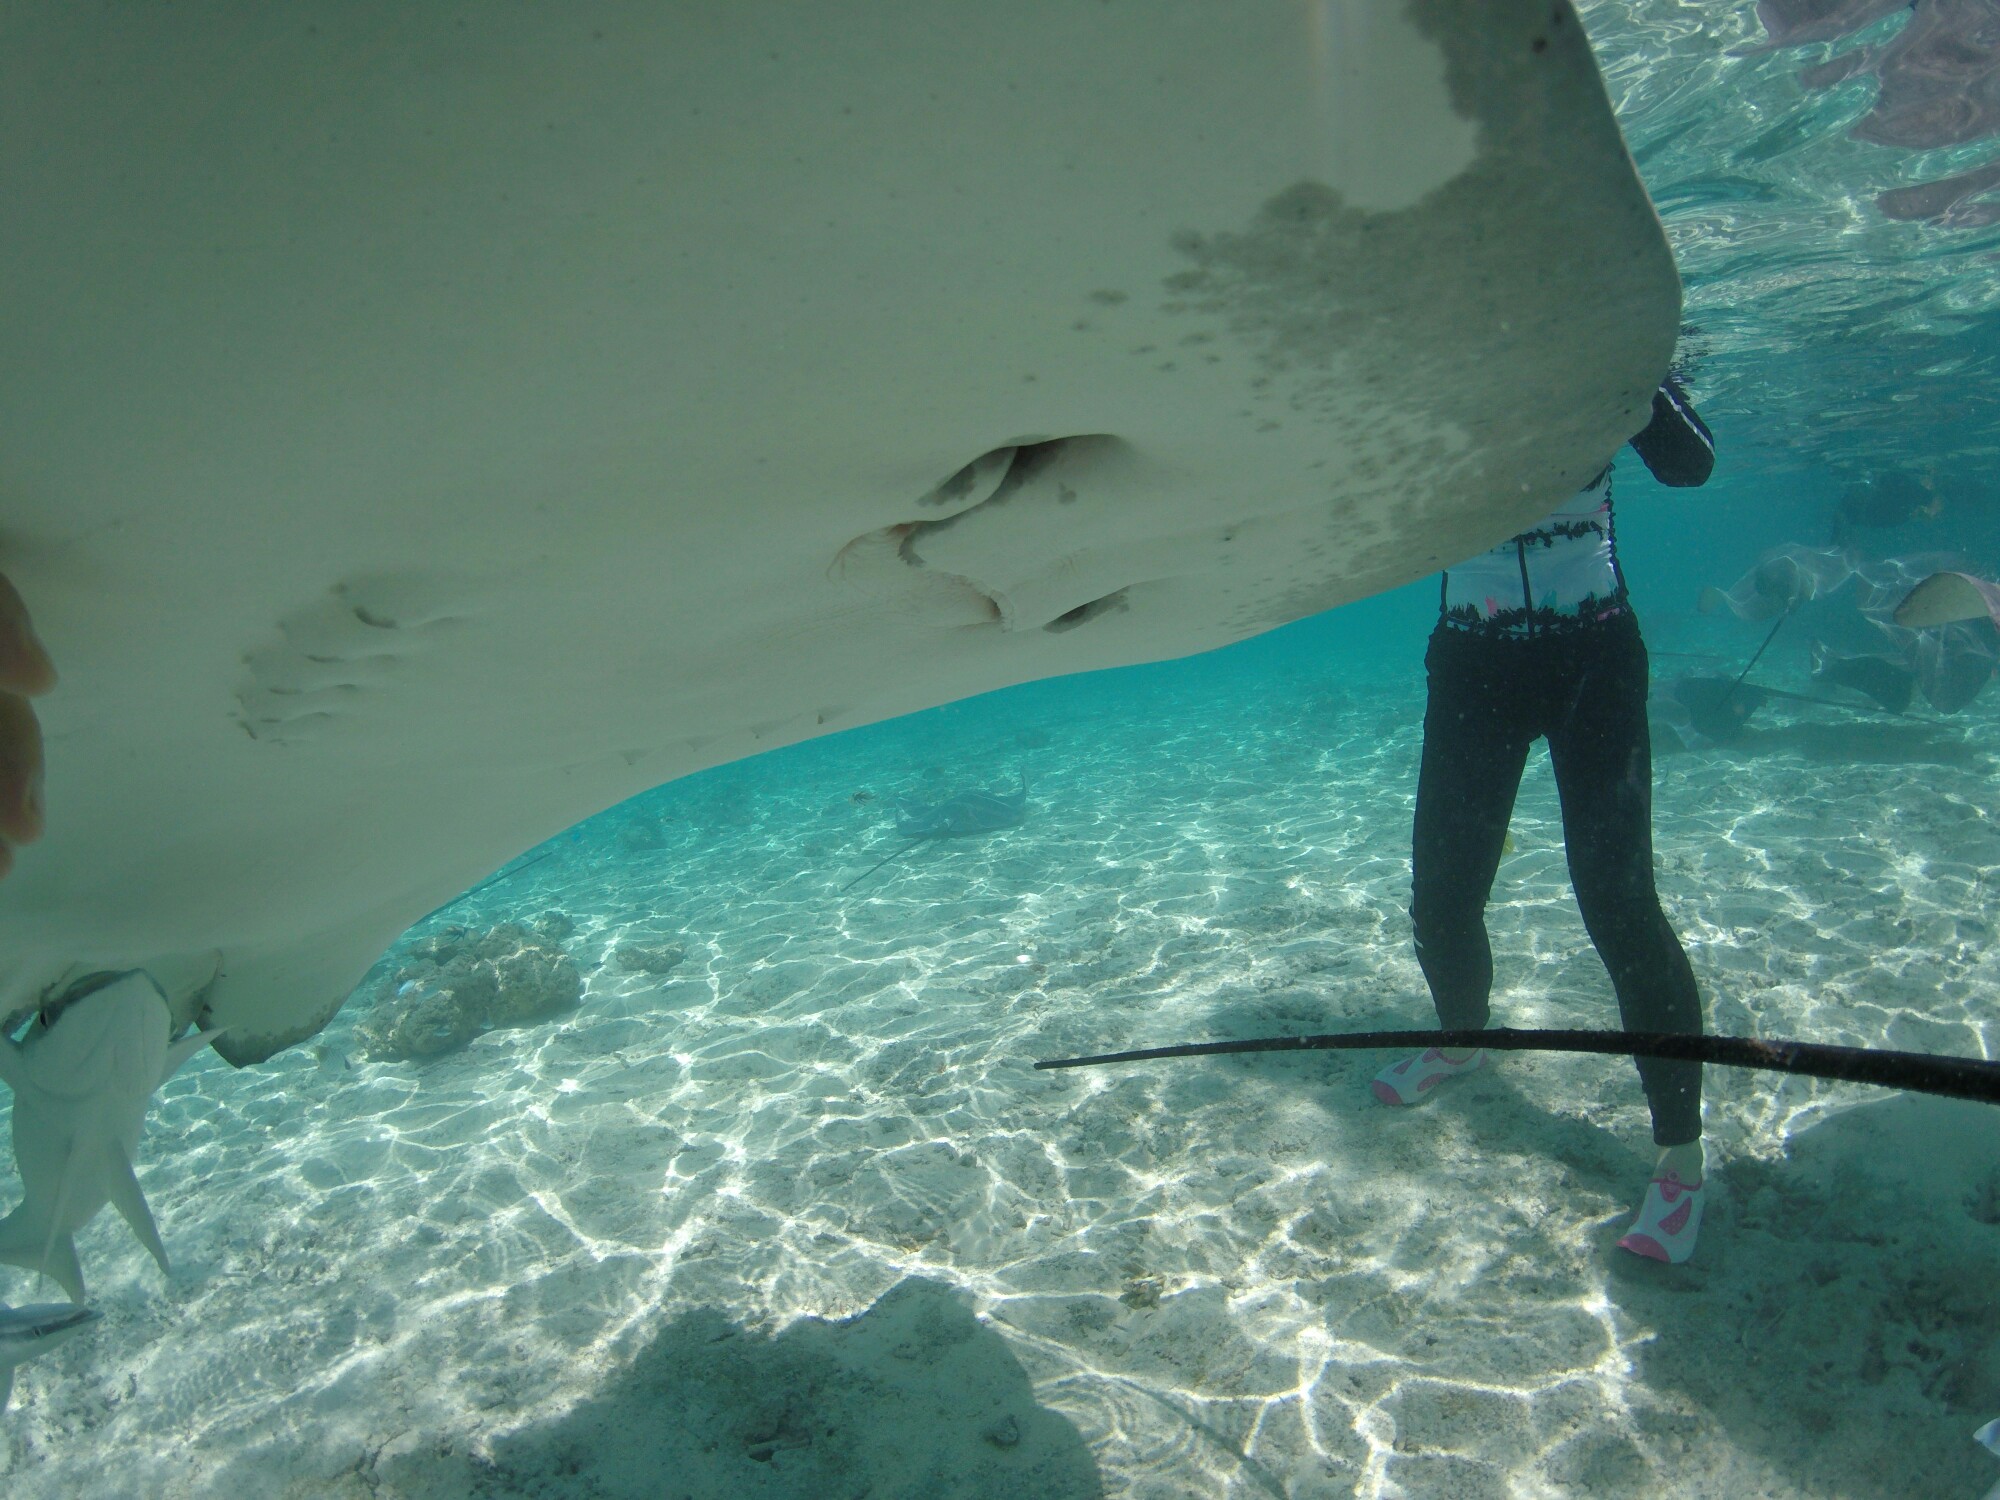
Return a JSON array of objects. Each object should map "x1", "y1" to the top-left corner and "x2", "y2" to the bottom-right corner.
[{"x1": 3, "y1": 656, "x2": 1997, "y2": 1499}]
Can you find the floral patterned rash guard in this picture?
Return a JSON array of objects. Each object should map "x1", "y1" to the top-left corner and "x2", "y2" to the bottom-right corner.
[{"x1": 1439, "y1": 380, "x2": 1714, "y2": 638}]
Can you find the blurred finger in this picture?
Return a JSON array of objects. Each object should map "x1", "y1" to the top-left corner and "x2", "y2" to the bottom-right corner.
[
  {"x1": 0, "y1": 573, "x2": 55, "y2": 696},
  {"x1": 0, "y1": 691, "x2": 46, "y2": 845}
]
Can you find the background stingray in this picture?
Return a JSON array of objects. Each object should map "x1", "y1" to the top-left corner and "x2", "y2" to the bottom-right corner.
[
  {"x1": 1654, "y1": 675, "x2": 1772, "y2": 748},
  {"x1": 1913, "y1": 624, "x2": 1999, "y2": 712},
  {"x1": 843, "y1": 772, "x2": 1029, "y2": 893},
  {"x1": 1828, "y1": 472, "x2": 1946, "y2": 544},
  {"x1": 1858, "y1": 557, "x2": 2000, "y2": 712},
  {"x1": 1810, "y1": 640, "x2": 1918, "y2": 713},
  {"x1": 895, "y1": 773, "x2": 1031, "y2": 842},
  {"x1": 1750, "y1": 0, "x2": 2000, "y2": 227},
  {"x1": 0, "y1": 1, "x2": 1681, "y2": 1063},
  {"x1": 1697, "y1": 546, "x2": 2000, "y2": 718},
  {"x1": 1896, "y1": 568, "x2": 2000, "y2": 629},
  {"x1": 1697, "y1": 543, "x2": 1858, "y2": 622},
  {"x1": 1652, "y1": 667, "x2": 1941, "y2": 749}
]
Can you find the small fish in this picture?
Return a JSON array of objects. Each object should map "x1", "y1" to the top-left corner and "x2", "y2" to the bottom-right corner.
[
  {"x1": 1977, "y1": 1418, "x2": 2000, "y2": 1500},
  {"x1": 0, "y1": 971, "x2": 224, "y2": 1301},
  {"x1": 0, "y1": 1302, "x2": 99, "y2": 1411}
]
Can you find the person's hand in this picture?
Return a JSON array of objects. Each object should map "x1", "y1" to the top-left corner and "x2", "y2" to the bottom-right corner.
[{"x1": 0, "y1": 574, "x2": 54, "y2": 879}]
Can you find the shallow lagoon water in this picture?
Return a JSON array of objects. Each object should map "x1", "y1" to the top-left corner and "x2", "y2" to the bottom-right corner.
[
  {"x1": 9, "y1": 1, "x2": 2000, "y2": 1495},
  {"x1": 5, "y1": 606, "x2": 1998, "y2": 1496}
]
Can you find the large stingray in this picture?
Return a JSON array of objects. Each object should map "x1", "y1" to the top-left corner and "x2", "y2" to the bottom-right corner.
[{"x1": 0, "y1": 2, "x2": 1680, "y2": 1063}]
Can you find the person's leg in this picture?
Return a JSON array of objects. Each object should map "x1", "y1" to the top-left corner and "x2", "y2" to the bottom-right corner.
[
  {"x1": 1378, "y1": 626, "x2": 1534, "y2": 1104},
  {"x1": 1545, "y1": 615, "x2": 1704, "y2": 1151},
  {"x1": 1409, "y1": 627, "x2": 1534, "y2": 1037},
  {"x1": 1546, "y1": 616, "x2": 1706, "y2": 1260}
]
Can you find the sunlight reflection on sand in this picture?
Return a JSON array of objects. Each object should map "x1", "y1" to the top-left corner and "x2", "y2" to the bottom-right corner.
[{"x1": 4, "y1": 670, "x2": 1997, "y2": 1497}]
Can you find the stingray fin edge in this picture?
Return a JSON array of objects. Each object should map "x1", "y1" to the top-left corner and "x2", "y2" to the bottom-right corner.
[
  {"x1": 0, "y1": 1212, "x2": 85, "y2": 1306},
  {"x1": 161, "y1": 1027, "x2": 226, "y2": 1084},
  {"x1": 105, "y1": 1144, "x2": 169, "y2": 1276}
]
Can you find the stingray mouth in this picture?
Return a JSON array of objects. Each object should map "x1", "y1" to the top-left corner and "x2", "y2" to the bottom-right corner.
[
  {"x1": 830, "y1": 522, "x2": 1004, "y2": 628},
  {"x1": 833, "y1": 435, "x2": 1151, "y2": 636}
]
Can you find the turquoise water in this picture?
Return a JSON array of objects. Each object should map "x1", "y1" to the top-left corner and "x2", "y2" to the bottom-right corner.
[{"x1": 8, "y1": 6, "x2": 2000, "y2": 1498}]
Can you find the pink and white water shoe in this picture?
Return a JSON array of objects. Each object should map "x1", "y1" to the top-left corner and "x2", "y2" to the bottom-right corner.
[
  {"x1": 1617, "y1": 1168, "x2": 1705, "y2": 1264},
  {"x1": 1370, "y1": 1047, "x2": 1485, "y2": 1106}
]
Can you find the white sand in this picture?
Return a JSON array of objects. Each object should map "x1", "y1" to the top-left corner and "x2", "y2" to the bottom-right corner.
[{"x1": 3, "y1": 645, "x2": 1995, "y2": 1498}]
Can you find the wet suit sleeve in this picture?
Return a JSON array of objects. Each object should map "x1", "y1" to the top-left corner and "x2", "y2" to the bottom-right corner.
[{"x1": 1626, "y1": 378, "x2": 1714, "y2": 488}]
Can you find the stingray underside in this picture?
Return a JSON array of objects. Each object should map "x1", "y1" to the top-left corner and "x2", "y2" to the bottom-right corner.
[{"x1": 0, "y1": 0, "x2": 1679, "y2": 1061}]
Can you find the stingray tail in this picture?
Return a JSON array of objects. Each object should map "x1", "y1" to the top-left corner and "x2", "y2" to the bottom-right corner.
[
  {"x1": 1713, "y1": 606, "x2": 1792, "y2": 721},
  {"x1": 841, "y1": 836, "x2": 923, "y2": 894}
]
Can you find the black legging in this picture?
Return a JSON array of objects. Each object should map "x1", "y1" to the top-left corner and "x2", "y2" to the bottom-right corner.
[{"x1": 1410, "y1": 611, "x2": 1703, "y2": 1146}]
